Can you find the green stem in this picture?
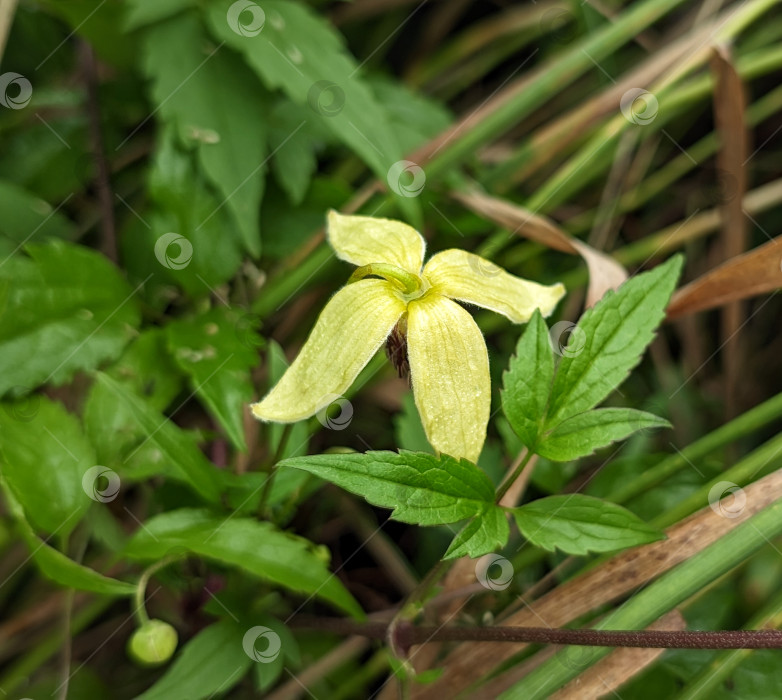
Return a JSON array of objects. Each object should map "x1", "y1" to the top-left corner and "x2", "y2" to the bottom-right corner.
[
  {"x1": 610, "y1": 391, "x2": 782, "y2": 506},
  {"x1": 258, "y1": 423, "x2": 294, "y2": 517},
  {"x1": 676, "y1": 587, "x2": 782, "y2": 700},
  {"x1": 505, "y1": 498, "x2": 782, "y2": 698},
  {"x1": 134, "y1": 554, "x2": 185, "y2": 627}
]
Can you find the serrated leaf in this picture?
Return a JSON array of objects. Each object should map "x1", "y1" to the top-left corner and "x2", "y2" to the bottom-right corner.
[
  {"x1": 0, "y1": 241, "x2": 141, "y2": 395},
  {"x1": 95, "y1": 373, "x2": 223, "y2": 503},
  {"x1": 268, "y1": 100, "x2": 327, "y2": 205},
  {"x1": 0, "y1": 478, "x2": 135, "y2": 596},
  {"x1": 502, "y1": 310, "x2": 554, "y2": 449},
  {"x1": 536, "y1": 408, "x2": 671, "y2": 462},
  {"x1": 166, "y1": 308, "x2": 259, "y2": 451},
  {"x1": 546, "y1": 256, "x2": 683, "y2": 425},
  {"x1": 125, "y1": 508, "x2": 362, "y2": 618},
  {"x1": 136, "y1": 619, "x2": 251, "y2": 700},
  {"x1": 143, "y1": 13, "x2": 268, "y2": 255},
  {"x1": 130, "y1": 128, "x2": 244, "y2": 298},
  {"x1": 206, "y1": 0, "x2": 419, "y2": 224},
  {"x1": 0, "y1": 397, "x2": 92, "y2": 535},
  {"x1": 512, "y1": 494, "x2": 665, "y2": 556},
  {"x1": 279, "y1": 451, "x2": 495, "y2": 526},
  {"x1": 443, "y1": 507, "x2": 509, "y2": 560}
]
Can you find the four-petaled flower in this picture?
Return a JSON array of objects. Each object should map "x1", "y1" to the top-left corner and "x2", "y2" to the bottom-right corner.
[{"x1": 251, "y1": 211, "x2": 565, "y2": 462}]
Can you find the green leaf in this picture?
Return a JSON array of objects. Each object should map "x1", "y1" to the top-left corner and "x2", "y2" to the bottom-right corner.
[
  {"x1": 142, "y1": 13, "x2": 268, "y2": 255},
  {"x1": 0, "y1": 397, "x2": 92, "y2": 535},
  {"x1": 546, "y1": 256, "x2": 683, "y2": 426},
  {"x1": 0, "y1": 240, "x2": 141, "y2": 396},
  {"x1": 125, "y1": 0, "x2": 194, "y2": 30},
  {"x1": 512, "y1": 494, "x2": 665, "y2": 556},
  {"x1": 95, "y1": 373, "x2": 223, "y2": 503},
  {"x1": 268, "y1": 100, "x2": 327, "y2": 205},
  {"x1": 502, "y1": 310, "x2": 554, "y2": 449},
  {"x1": 205, "y1": 0, "x2": 419, "y2": 224},
  {"x1": 0, "y1": 478, "x2": 135, "y2": 596},
  {"x1": 443, "y1": 507, "x2": 510, "y2": 560},
  {"x1": 279, "y1": 451, "x2": 496, "y2": 526},
  {"x1": 129, "y1": 128, "x2": 244, "y2": 298},
  {"x1": 368, "y1": 76, "x2": 452, "y2": 153},
  {"x1": 536, "y1": 408, "x2": 671, "y2": 462},
  {"x1": 102, "y1": 329, "x2": 184, "y2": 412},
  {"x1": 136, "y1": 619, "x2": 251, "y2": 700},
  {"x1": 166, "y1": 308, "x2": 260, "y2": 451},
  {"x1": 125, "y1": 508, "x2": 363, "y2": 618},
  {"x1": 0, "y1": 180, "x2": 74, "y2": 258}
]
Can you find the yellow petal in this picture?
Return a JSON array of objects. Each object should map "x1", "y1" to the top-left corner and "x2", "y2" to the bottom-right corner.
[
  {"x1": 407, "y1": 294, "x2": 490, "y2": 463},
  {"x1": 251, "y1": 279, "x2": 405, "y2": 422},
  {"x1": 327, "y1": 210, "x2": 425, "y2": 274},
  {"x1": 422, "y1": 249, "x2": 565, "y2": 323}
]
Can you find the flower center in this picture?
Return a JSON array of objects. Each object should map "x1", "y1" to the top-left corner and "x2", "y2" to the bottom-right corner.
[{"x1": 348, "y1": 263, "x2": 428, "y2": 300}]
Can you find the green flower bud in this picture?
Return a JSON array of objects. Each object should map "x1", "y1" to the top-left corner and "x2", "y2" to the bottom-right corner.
[{"x1": 128, "y1": 619, "x2": 178, "y2": 666}]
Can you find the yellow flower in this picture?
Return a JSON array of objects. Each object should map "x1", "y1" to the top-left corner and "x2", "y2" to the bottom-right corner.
[{"x1": 251, "y1": 211, "x2": 565, "y2": 462}]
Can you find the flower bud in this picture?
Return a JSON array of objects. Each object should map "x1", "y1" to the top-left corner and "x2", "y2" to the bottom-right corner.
[{"x1": 128, "y1": 619, "x2": 178, "y2": 666}]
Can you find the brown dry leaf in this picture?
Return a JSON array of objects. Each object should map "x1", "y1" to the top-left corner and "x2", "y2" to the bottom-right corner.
[
  {"x1": 710, "y1": 43, "x2": 749, "y2": 418},
  {"x1": 452, "y1": 188, "x2": 627, "y2": 307},
  {"x1": 548, "y1": 610, "x2": 686, "y2": 700},
  {"x1": 413, "y1": 466, "x2": 782, "y2": 698},
  {"x1": 666, "y1": 235, "x2": 782, "y2": 318}
]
